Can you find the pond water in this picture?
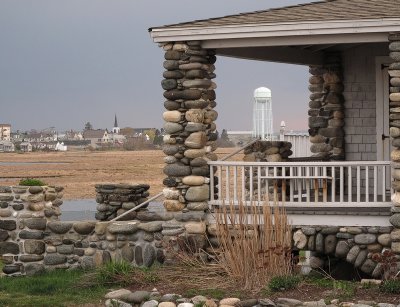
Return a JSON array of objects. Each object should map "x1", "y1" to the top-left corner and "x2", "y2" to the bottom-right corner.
[{"x1": 60, "y1": 199, "x2": 164, "y2": 221}]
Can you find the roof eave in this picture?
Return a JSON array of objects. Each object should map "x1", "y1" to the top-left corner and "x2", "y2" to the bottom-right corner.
[{"x1": 150, "y1": 18, "x2": 400, "y2": 46}]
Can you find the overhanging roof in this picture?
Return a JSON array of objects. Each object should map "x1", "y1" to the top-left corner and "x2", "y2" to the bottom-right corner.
[{"x1": 150, "y1": 0, "x2": 400, "y2": 46}]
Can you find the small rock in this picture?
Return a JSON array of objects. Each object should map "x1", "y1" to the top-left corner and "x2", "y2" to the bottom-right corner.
[
  {"x1": 258, "y1": 298, "x2": 275, "y2": 307},
  {"x1": 276, "y1": 298, "x2": 302, "y2": 306},
  {"x1": 126, "y1": 290, "x2": 151, "y2": 303},
  {"x1": 105, "y1": 288, "x2": 132, "y2": 300},
  {"x1": 159, "y1": 302, "x2": 177, "y2": 307},
  {"x1": 220, "y1": 298, "x2": 240, "y2": 306},
  {"x1": 191, "y1": 296, "x2": 208, "y2": 305},
  {"x1": 142, "y1": 300, "x2": 159, "y2": 307},
  {"x1": 105, "y1": 299, "x2": 132, "y2": 307}
]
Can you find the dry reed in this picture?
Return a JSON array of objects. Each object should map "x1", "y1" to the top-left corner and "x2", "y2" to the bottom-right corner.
[{"x1": 215, "y1": 199, "x2": 292, "y2": 291}]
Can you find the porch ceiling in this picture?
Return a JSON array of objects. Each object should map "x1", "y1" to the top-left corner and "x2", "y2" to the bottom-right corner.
[{"x1": 216, "y1": 43, "x2": 370, "y2": 66}]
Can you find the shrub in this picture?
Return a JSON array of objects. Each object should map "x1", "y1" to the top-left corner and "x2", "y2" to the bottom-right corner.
[
  {"x1": 96, "y1": 260, "x2": 133, "y2": 286},
  {"x1": 380, "y1": 279, "x2": 400, "y2": 294},
  {"x1": 215, "y1": 200, "x2": 293, "y2": 291},
  {"x1": 268, "y1": 275, "x2": 302, "y2": 291},
  {"x1": 19, "y1": 178, "x2": 46, "y2": 186}
]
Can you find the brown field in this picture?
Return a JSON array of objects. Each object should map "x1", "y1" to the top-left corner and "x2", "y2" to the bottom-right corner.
[{"x1": 0, "y1": 149, "x2": 238, "y2": 200}]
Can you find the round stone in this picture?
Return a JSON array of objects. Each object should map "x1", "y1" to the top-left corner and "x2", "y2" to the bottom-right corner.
[
  {"x1": 310, "y1": 256, "x2": 324, "y2": 269},
  {"x1": 390, "y1": 41, "x2": 400, "y2": 51},
  {"x1": 0, "y1": 242, "x2": 19, "y2": 254},
  {"x1": 309, "y1": 75, "x2": 323, "y2": 84},
  {"x1": 293, "y1": 230, "x2": 307, "y2": 249},
  {"x1": 391, "y1": 78, "x2": 400, "y2": 87},
  {"x1": 390, "y1": 52, "x2": 400, "y2": 62},
  {"x1": 389, "y1": 213, "x2": 400, "y2": 227},
  {"x1": 309, "y1": 117, "x2": 327, "y2": 128},
  {"x1": 19, "y1": 230, "x2": 44, "y2": 240},
  {"x1": 163, "y1": 200, "x2": 185, "y2": 212},
  {"x1": 185, "y1": 185, "x2": 209, "y2": 202},
  {"x1": 389, "y1": 70, "x2": 400, "y2": 78},
  {"x1": 28, "y1": 203, "x2": 44, "y2": 211},
  {"x1": 73, "y1": 221, "x2": 95, "y2": 235},
  {"x1": 185, "y1": 132, "x2": 207, "y2": 149},
  {"x1": 163, "y1": 145, "x2": 180, "y2": 155},
  {"x1": 187, "y1": 202, "x2": 209, "y2": 211},
  {"x1": 47, "y1": 222, "x2": 73, "y2": 234},
  {"x1": 163, "y1": 177, "x2": 178, "y2": 187},
  {"x1": 164, "y1": 164, "x2": 191, "y2": 177},
  {"x1": 182, "y1": 176, "x2": 205, "y2": 186},
  {"x1": 355, "y1": 233, "x2": 376, "y2": 244},
  {"x1": 186, "y1": 70, "x2": 207, "y2": 79},
  {"x1": 183, "y1": 79, "x2": 212, "y2": 89},
  {"x1": 184, "y1": 222, "x2": 206, "y2": 234},
  {"x1": 126, "y1": 291, "x2": 152, "y2": 304},
  {"x1": 185, "y1": 109, "x2": 205, "y2": 123},
  {"x1": 324, "y1": 234, "x2": 337, "y2": 254},
  {"x1": 164, "y1": 122, "x2": 183, "y2": 134},
  {"x1": 164, "y1": 100, "x2": 181, "y2": 111},
  {"x1": 335, "y1": 240, "x2": 350, "y2": 258},
  {"x1": 165, "y1": 50, "x2": 181, "y2": 60},
  {"x1": 163, "y1": 71, "x2": 184, "y2": 79},
  {"x1": 24, "y1": 218, "x2": 47, "y2": 230},
  {"x1": 204, "y1": 110, "x2": 218, "y2": 122},
  {"x1": 179, "y1": 63, "x2": 203, "y2": 70},
  {"x1": 163, "y1": 89, "x2": 202, "y2": 101},
  {"x1": 163, "y1": 60, "x2": 179, "y2": 70},
  {"x1": 162, "y1": 79, "x2": 178, "y2": 90},
  {"x1": 311, "y1": 143, "x2": 332, "y2": 153},
  {"x1": 28, "y1": 186, "x2": 43, "y2": 194},
  {"x1": 323, "y1": 72, "x2": 341, "y2": 83},
  {"x1": 184, "y1": 148, "x2": 206, "y2": 159},
  {"x1": 0, "y1": 220, "x2": 16, "y2": 231},
  {"x1": 354, "y1": 249, "x2": 368, "y2": 268},
  {"x1": 184, "y1": 100, "x2": 209, "y2": 109},
  {"x1": 108, "y1": 221, "x2": 139, "y2": 234},
  {"x1": 163, "y1": 111, "x2": 182, "y2": 123},
  {"x1": 390, "y1": 93, "x2": 400, "y2": 102},
  {"x1": 185, "y1": 122, "x2": 206, "y2": 132},
  {"x1": 346, "y1": 245, "x2": 360, "y2": 264},
  {"x1": 24, "y1": 240, "x2": 45, "y2": 254}
]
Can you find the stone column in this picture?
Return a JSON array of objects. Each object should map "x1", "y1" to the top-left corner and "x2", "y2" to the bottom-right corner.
[
  {"x1": 158, "y1": 41, "x2": 217, "y2": 262},
  {"x1": 308, "y1": 53, "x2": 345, "y2": 160},
  {"x1": 388, "y1": 32, "x2": 400, "y2": 255}
]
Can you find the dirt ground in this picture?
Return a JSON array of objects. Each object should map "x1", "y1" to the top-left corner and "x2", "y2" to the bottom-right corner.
[{"x1": 0, "y1": 149, "x2": 237, "y2": 200}]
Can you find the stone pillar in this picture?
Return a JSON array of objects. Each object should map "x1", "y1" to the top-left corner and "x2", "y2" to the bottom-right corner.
[
  {"x1": 160, "y1": 41, "x2": 217, "y2": 213},
  {"x1": 388, "y1": 32, "x2": 400, "y2": 255},
  {"x1": 308, "y1": 53, "x2": 345, "y2": 160}
]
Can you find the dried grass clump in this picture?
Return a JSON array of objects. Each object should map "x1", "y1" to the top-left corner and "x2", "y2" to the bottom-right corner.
[{"x1": 215, "y1": 200, "x2": 292, "y2": 291}]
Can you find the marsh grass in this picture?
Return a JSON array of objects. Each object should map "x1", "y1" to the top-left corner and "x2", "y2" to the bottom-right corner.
[
  {"x1": 0, "y1": 270, "x2": 106, "y2": 307},
  {"x1": 215, "y1": 200, "x2": 292, "y2": 291}
]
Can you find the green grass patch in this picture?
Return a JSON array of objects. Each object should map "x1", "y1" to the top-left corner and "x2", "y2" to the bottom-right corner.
[
  {"x1": 380, "y1": 279, "x2": 400, "y2": 294},
  {"x1": 0, "y1": 270, "x2": 107, "y2": 307},
  {"x1": 19, "y1": 178, "x2": 47, "y2": 186},
  {"x1": 268, "y1": 275, "x2": 302, "y2": 292}
]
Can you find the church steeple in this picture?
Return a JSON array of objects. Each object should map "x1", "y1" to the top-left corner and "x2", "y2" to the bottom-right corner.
[
  {"x1": 114, "y1": 114, "x2": 118, "y2": 128},
  {"x1": 113, "y1": 114, "x2": 120, "y2": 134}
]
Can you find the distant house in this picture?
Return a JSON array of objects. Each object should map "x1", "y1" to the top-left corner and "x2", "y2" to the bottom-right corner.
[
  {"x1": 83, "y1": 129, "x2": 110, "y2": 147},
  {"x1": 0, "y1": 140, "x2": 15, "y2": 152},
  {"x1": 20, "y1": 142, "x2": 32, "y2": 152},
  {"x1": 0, "y1": 124, "x2": 11, "y2": 141}
]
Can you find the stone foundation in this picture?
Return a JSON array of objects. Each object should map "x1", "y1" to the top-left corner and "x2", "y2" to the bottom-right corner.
[
  {"x1": 308, "y1": 53, "x2": 345, "y2": 160},
  {"x1": 95, "y1": 184, "x2": 150, "y2": 221},
  {"x1": 160, "y1": 41, "x2": 216, "y2": 213},
  {"x1": 292, "y1": 225, "x2": 396, "y2": 278}
]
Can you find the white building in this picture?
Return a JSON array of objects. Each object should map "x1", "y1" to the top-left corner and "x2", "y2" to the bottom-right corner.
[{"x1": 0, "y1": 124, "x2": 11, "y2": 141}]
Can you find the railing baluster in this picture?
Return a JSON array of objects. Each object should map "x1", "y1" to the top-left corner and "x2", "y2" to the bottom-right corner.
[
  {"x1": 340, "y1": 166, "x2": 344, "y2": 203},
  {"x1": 365, "y1": 166, "x2": 369, "y2": 203},
  {"x1": 289, "y1": 166, "x2": 294, "y2": 203},
  {"x1": 210, "y1": 164, "x2": 215, "y2": 203},
  {"x1": 233, "y1": 166, "x2": 238, "y2": 202},
  {"x1": 241, "y1": 166, "x2": 245, "y2": 202},
  {"x1": 297, "y1": 166, "x2": 301, "y2": 202},
  {"x1": 225, "y1": 166, "x2": 230, "y2": 202},
  {"x1": 374, "y1": 166, "x2": 378, "y2": 202},
  {"x1": 357, "y1": 166, "x2": 361, "y2": 203},
  {"x1": 331, "y1": 166, "x2": 335, "y2": 203},
  {"x1": 382, "y1": 165, "x2": 386, "y2": 202},
  {"x1": 218, "y1": 165, "x2": 222, "y2": 201},
  {"x1": 306, "y1": 166, "x2": 310, "y2": 204},
  {"x1": 323, "y1": 166, "x2": 327, "y2": 202},
  {"x1": 348, "y1": 166, "x2": 352, "y2": 203},
  {"x1": 257, "y1": 166, "x2": 261, "y2": 203},
  {"x1": 250, "y1": 166, "x2": 253, "y2": 202},
  {"x1": 265, "y1": 166, "x2": 270, "y2": 203}
]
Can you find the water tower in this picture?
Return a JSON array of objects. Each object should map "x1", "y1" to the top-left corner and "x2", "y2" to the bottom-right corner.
[{"x1": 252, "y1": 87, "x2": 273, "y2": 140}]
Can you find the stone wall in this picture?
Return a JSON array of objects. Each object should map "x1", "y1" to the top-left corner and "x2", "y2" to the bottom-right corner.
[
  {"x1": 160, "y1": 41, "x2": 216, "y2": 213},
  {"x1": 308, "y1": 53, "x2": 345, "y2": 160},
  {"x1": 0, "y1": 185, "x2": 209, "y2": 276},
  {"x1": 292, "y1": 225, "x2": 395, "y2": 278},
  {"x1": 389, "y1": 33, "x2": 400, "y2": 257},
  {"x1": 95, "y1": 184, "x2": 150, "y2": 221}
]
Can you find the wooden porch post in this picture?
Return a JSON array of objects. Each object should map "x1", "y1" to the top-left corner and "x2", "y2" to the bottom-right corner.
[{"x1": 389, "y1": 33, "x2": 400, "y2": 255}]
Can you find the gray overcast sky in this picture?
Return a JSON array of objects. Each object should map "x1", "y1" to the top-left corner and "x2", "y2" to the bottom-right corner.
[{"x1": 0, "y1": 0, "x2": 310, "y2": 133}]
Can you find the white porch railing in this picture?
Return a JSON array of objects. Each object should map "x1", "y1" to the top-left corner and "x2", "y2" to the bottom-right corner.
[{"x1": 208, "y1": 161, "x2": 392, "y2": 206}]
